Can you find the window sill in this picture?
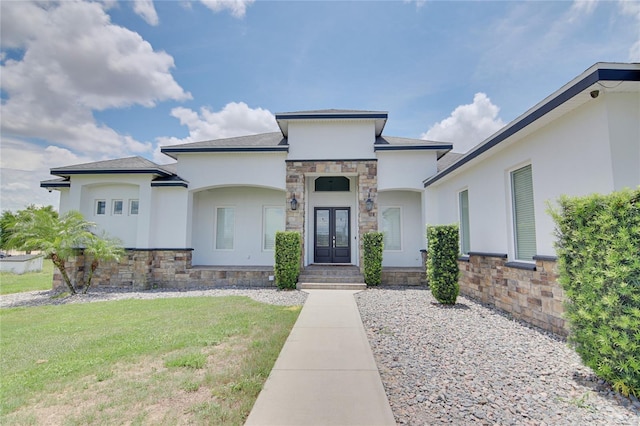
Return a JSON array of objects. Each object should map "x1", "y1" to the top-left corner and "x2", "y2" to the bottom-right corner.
[{"x1": 505, "y1": 261, "x2": 536, "y2": 271}]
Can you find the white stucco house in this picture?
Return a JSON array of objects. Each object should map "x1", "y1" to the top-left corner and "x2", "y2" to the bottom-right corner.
[{"x1": 42, "y1": 62, "x2": 639, "y2": 335}]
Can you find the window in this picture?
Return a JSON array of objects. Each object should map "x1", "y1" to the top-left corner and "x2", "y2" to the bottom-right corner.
[
  {"x1": 511, "y1": 164, "x2": 536, "y2": 260},
  {"x1": 459, "y1": 190, "x2": 470, "y2": 255},
  {"x1": 381, "y1": 207, "x2": 402, "y2": 251},
  {"x1": 96, "y1": 200, "x2": 106, "y2": 215},
  {"x1": 215, "y1": 207, "x2": 235, "y2": 250},
  {"x1": 112, "y1": 200, "x2": 123, "y2": 215},
  {"x1": 314, "y1": 176, "x2": 350, "y2": 192},
  {"x1": 129, "y1": 199, "x2": 139, "y2": 215},
  {"x1": 263, "y1": 207, "x2": 284, "y2": 250}
]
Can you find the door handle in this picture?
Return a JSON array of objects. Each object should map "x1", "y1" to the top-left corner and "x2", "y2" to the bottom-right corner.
[{"x1": 332, "y1": 236, "x2": 336, "y2": 248}]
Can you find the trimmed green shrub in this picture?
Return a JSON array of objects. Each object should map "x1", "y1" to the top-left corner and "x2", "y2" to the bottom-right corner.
[
  {"x1": 549, "y1": 188, "x2": 640, "y2": 397},
  {"x1": 363, "y1": 232, "x2": 384, "y2": 286},
  {"x1": 426, "y1": 224, "x2": 460, "y2": 305},
  {"x1": 274, "y1": 231, "x2": 301, "y2": 290}
]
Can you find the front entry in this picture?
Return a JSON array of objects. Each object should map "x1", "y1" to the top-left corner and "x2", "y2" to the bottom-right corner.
[{"x1": 314, "y1": 207, "x2": 351, "y2": 263}]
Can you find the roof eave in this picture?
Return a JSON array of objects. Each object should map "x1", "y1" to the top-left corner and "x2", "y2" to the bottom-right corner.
[{"x1": 424, "y1": 64, "x2": 640, "y2": 188}]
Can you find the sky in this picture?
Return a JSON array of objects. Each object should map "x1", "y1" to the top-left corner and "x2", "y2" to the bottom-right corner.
[{"x1": 1, "y1": 0, "x2": 639, "y2": 212}]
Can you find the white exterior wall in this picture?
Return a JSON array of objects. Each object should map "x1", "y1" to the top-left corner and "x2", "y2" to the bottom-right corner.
[
  {"x1": 176, "y1": 152, "x2": 287, "y2": 192},
  {"x1": 191, "y1": 186, "x2": 286, "y2": 265},
  {"x1": 69, "y1": 175, "x2": 152, "y2": 248},
  {"x1": 287, "y1": 120, "x2": 375, "y2": 160},
  {"x1": 149, "y1": 187, "x2": 190, "y2": 248},
  {"x1": 425, "y1": 94, "x2": 631, "y2": 260},
  {"x1": 378, "y1": 190, "x2": 424, "y2": 267},
  {"x1": 605, "y1": 92, "x2": 640, "y2": 190},
  {"x1": 378, "y1": 151, "x2": 438, "y2": 191},
  {"x1": 58, "y1": 189, "x2": 71, "y2": 214}
]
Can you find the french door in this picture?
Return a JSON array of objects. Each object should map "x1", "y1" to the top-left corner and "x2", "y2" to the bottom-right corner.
[{"x1": 314, "y1": 207, "x2": 351, "y2": 263}]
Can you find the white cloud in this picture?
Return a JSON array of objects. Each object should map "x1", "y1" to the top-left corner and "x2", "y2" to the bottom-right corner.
[
  {"x1": 0, "y1": 0, "x2": 191, "y2": 158},
  {"x1": 421, "y1": 93, "x2": 505, "y2": 154},
  {"x1": 155, "y1": 102, "x2": 279, "y2": 163},
  {"x1": 133, "y1": 0, "x2": 159, "y2": 25},
  {"x1": 568, "y1": 0, "x2": 598, "y2": 22},
  {"x1": 619, "y1": 0, "x2": 640, "y2": 61},
  {"x1": 0, "y1": 139, "x2": 94, "y2": 212},
  {"x1": 198, "y1": 0, "x2": 255, "y2": 18}
]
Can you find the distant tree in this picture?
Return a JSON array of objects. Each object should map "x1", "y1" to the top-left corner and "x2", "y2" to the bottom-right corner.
[
  {"x1": 8, "y1": 209, "x2": 122, "y2": 295},
  {"x1": 1, "y1": 205, "x2": 58, "y2": 252}
]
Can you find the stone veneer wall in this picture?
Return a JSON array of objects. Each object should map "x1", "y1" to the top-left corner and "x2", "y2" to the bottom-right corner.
[
  {"x1": 53, "y1": 249, "x2": 276, "y2": 290},
  {"x1": 285, "y1": 160, "x2": 378, "y2": 269},
  {"x1": 458, "y1": 253, "x2": 566, "y2": 336}
]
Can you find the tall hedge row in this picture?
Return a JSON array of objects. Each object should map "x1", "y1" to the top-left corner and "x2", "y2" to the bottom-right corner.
[
  {"x1": 274, "y1": 231, "x2": 301, "y2": 290},
  {"x1": 363, "y1": 232, "x2": 384, "y2": 286},
  {"x1": 549, "y1": 188, "x2": 640, "y2": 397},
  {"x1": 426, "y1": 224, "x2": 460, "y2": 305}
]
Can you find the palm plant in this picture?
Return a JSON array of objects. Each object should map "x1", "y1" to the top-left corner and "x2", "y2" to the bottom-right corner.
[
  {"x1": 83, "y1": 233, "x2": 125, "y2": 293},
  {"x1": 8, "y1": 210, "x2": 97, "y2": 294}
]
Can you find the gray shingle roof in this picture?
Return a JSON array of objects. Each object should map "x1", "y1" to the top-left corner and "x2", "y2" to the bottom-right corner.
[
  {"x1": 437, "y1": 152, "x2": 465, "y2": 172},
  {"x1": 162, "y1": 132, "x2": 287, "y2": 149},
  {"x1": 50, "y1": 156, "x2": 177, "y2": 178}
]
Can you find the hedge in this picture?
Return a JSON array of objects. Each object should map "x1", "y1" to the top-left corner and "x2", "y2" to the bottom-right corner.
[
  {"x1": 363, "y1": 232, "x2": 384, "y2": 286},
  {"x1": 549, "y1": 188, "x2": 640, "y2": 397},
  {"x1": 426, "y1": 224, "x2": 460, "y2": 305},
  {"x1": 274, "y1": 231, "x2": 301, "y2": 290}
]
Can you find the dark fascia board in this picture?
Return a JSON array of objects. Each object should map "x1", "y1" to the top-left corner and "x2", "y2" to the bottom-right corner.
[
  {"x1": 375, "y1": 144, "x2": 453, "y2": 152},
  {"x1": 151, "y1": 181, "x2": 188, "y2": 188},
  {"x1": 40, "y1": 181, "x2": 70, "y2": 188},
  {"x1": 275, "y1": 112, "x2": 388, "y2": 120},
  {"x1": 424, "y1": 67, "x2": 640, "y2": 187},
  {"x1": 161, "y1": 146, "x2": 289, "y2": 155},
  {"x1": 52, "y1": 168, "x2": 173, "y2": 178},
  {"x1": 285, "y1": 158, "x2": 378, "y2": 163}
]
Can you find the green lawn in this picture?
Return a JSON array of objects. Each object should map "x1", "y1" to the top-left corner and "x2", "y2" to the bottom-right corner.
[
  {"x1": 0, "y1": 296, "x2": 301, "y2": 425},
  {"x1": 0, "y1": 259, "x2": 54, "y2": 295}
]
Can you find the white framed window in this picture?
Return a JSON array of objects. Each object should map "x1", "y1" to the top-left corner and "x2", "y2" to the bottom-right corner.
[
  {"x1": 215, "y1": 207, "x2": 235, "y2": 250},
  {"x1": 381, "y1": 207, "x2": 402, "y2": 251},
  {"x1": 511, "y1": 164, "x2": 536, "y2": 260},
  {"x1": 263, "y1": 206, "x2": 285, "y2": 251},
  {"x1": 112, "y1": 200, "x2": 123, "y2": 215},
  {"x1": 129, "y1": 199, "x2": 139, "y2": 215},
  {"x1": 95, "y1": 200, "x2": 106, "y2": 216},
  {"x1": 459, "y1": 189, "x2": 470, "y2": 255}
]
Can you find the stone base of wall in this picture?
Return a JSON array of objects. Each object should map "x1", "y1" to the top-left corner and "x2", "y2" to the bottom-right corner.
[
  {"x1": 53, "y1": 249, "x2": 276, "y2": 291},
  {"x1": 458, "y1": 253, "x2": 566, "y2": 336},
  {"x1": 381, "y1": 267, "x2": 427, "y2": 286}
]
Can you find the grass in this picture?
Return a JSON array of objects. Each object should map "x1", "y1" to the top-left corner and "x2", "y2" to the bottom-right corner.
[
  {"x1": 0, "y1": 259, "x2": 54, "y2": 295},
  {"x1": 0, "y1": 296, "x2": 301, "y2": 425}
]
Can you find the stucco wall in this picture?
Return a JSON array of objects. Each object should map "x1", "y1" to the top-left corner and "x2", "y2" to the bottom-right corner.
[
  {"x1": 377, "y1": 151, "x2": 438, "y2": 191},
  {"x1": 71, "y1": 176, "x2": 151, "y2": 248},
  {"x1": 378, "y1": 190, "x2": 424, "y2": 267},
  {"x1": 287, "y1": 120, "x2": 375, "y2": 160},
  {"x1": 176, "y1": 152, "x2": 287, "y2": 192},
  {"x1": 149, "y1": 186, "x2": 190, "y2": 248},
  {"x1": 425, "y1": 95, "x2": 623, "y2": 259},
  {"x1": 191, "y1": 186, "x2": 286, "y2": 266}
]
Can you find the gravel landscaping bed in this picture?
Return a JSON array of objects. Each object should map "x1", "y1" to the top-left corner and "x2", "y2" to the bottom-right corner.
[{"x1": 356, "y1": 287, "x2": 640, "y2": 425}]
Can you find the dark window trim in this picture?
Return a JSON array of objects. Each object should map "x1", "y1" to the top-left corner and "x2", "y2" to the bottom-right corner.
[
  {"x1": 505, "y1": 261, "x2": 537, "y2": 271},
  {"x1": 467, "y1": 251, "x2": 508, "y2": 259}
]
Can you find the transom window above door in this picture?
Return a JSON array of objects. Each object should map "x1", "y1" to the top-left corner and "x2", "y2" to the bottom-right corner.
[{"x1": 314, "y1": 176, "x2": 350, "y2": 192}]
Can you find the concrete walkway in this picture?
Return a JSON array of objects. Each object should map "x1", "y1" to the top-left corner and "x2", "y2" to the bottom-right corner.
[{"x1": 245, "y1": 290, "x2": 396, "y2": 426}]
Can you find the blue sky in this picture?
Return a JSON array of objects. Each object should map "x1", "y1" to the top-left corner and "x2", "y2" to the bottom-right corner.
[{"x1": 1, "y1": 0, "x2": 639, "y2": 211}]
